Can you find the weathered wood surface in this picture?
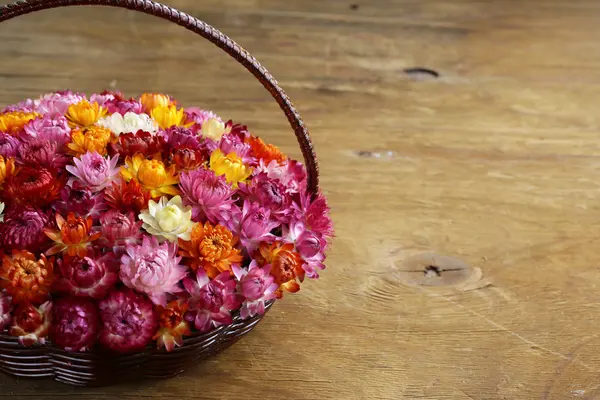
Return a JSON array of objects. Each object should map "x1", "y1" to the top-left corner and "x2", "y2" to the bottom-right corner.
[{"x1": 2, "y1": 0, "x2": 600, "y2": 398}]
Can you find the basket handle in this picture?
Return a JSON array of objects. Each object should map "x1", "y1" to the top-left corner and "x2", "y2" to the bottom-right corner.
[{"x1": 0, "y1": 0, "x2": 320, "y2": 195}]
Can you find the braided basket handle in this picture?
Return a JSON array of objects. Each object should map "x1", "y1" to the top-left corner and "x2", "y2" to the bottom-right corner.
[{"x1": 0, "y1": 0, "x2": 320, "y2": 194}]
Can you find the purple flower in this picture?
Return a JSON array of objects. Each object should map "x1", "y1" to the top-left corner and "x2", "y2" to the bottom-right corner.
[
  {"x1": 239, "y1": 173, "x2": 293, "y2": 223},
  {"x1": 120, "y1": 236, "x2": 188, "y2": 306},
  {"x1": 0, "y1": 133, "x2": 20, "y2": 158},
  {"x1": 66, "y1": 152, "x2": 120, "y2": 191},
  {"x1": 51, "y1": 297, "x2": 100, "y2": 352},
  {"x1": 0, "y1": 293, "x2": 13, "y2": 331},
  {"x1": 99, "y1": 210, "x2": 143, "y2": 255},
  {"x1": 0, "y1": 206, "x2": 51, "y2": 252},
  {"x1": 183, "y1": 269, "x2": 241, "y2": 332},
  {"x1": 18, "y1": 139, "x2": 69, "y2": 169},
  {"x1": 22, "y1": 115, "x2": 71, "y2": 146},
  {"x1": 179, "y1": 168, "x2": 235, "y2": 223},
  {"x1": 233, "y1": 261, "x2": 278, "y2": 319},
  {"x1": 54, "y1": 181, "x2": 107, "y2": 218},
  {"x1": 225, "y1": 200, "x2": 279, "y2": 253},
  {"x1": 98, "y1": 288, "x2": 157, "y2": 353}
]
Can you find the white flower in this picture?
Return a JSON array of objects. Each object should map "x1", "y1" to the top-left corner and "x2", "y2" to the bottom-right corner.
[
  {"x1": 98, "y1": 112, "x2": 158, "y2": 135},
  {"x1": 201, "y1": 118, "x2": 227, "y2": 141},
  {"x1": 0, "y1": 202, "x2": 5, "y2": 223},
  {"x1": 139, "y1": 196, "x2": 193, "y2": 242}
]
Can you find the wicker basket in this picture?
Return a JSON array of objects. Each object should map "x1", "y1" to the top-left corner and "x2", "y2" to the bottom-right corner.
[{"x1": 0, "y1": 0, "x2": 320, "y2": 387}]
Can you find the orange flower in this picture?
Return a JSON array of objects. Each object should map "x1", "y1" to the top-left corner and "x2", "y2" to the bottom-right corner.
[
  {"x1": 44, "y1": 213, "x2": 101, "y2": 257},
  {"x1": 0, "y1": 156, "x2": 16, "y2": 186},
  {"x1": 178, "y1": 222, "x2": 243, "y2": 278},
  {"x1": 67, "y1": 126, "x2": 112, "y2": 156},
  {"x1": 140, "y1": 93, "x2": 175, "y2": 114},
  {"x1": 153, "y1": 299, "x2": 191, "y2": 352},
  {"x1": 120, "y1": 154, "x2": 179, "y2": 198},
  {"x1": 65, "y1": 100, "x2": 107, "y2": 128},
  {"x1": 0, "y1": 250, "x2": 54, "y2": 305},
  {"x1": 151, "y1": 104, "x2": 193, "y2": 130},
  {"x1": 105, "y1": 178, "x2": 152, "y2": 212},
  {"x1": 0, "y1": 111, "x2": 40, "y2": 135},
  {"x1": 257, "y1": 242, "x2": 304, "y2": 297},
  {"x1": 247, "y1": 136, "x2": 287, "y2": 165}
]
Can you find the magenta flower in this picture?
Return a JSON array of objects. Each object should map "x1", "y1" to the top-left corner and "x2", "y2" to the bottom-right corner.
[
  {"x1": 239, "y1": 173, "x2": 293, "y2": 223},
  {"x1": 66, "y1": 152, "x2": 120, "y2": 191},
  {"x1": 225, "y1": 200, "x2": 279, "y2": 253},
  {"x1": 35, "y1": 91, "x2": 86, "y2": 117},
  {"x1": 120, "y1": 236, "x2": 188, "y2": 306},
  {"x1": 98, "y1": 289, "x2": 156, "y2": 353},
  {"x1": 18, "y1": 139, "x2": 69, "y2": 169},
  {"x1": 185, "y1": 107, "x2": 221, "y2": 127},
  {"x1": 283, "y1": 221, "x2": 328, "y2": 279},
  {"x1": 0, "y1": 206, "x2": 51, "y2": 252},
  {"x1": 9, "y1": 301, "x2": 52, "y2": 347},
  {"x1": 55, "y1": 253, "x2": 119, "y2": 299},
  {"x1": 183, "y1": 269, "x2": 241, "y2": 332},
  {"x1": 51, "y1": 297, "x2": 100, "y2": 352},
  {"x1": 0, "y1": 133, "x2": 20, "y2": 158},
  {"x1": 2, "y1": 98, "x2": 36, "y2": 113},
  {"x1": 162, "y1": 126, "x2": 201, "y2": 149},
  {"x1": 54, "y1": 181, "x2": 107, "y2": 218},
  {"x1": 293, "y1": 192, "x2": 334, "y2": 238},
  {"x1": 218, "y1": 133, "x2": 254, "y2": 164},
  {"x1": 0, "y1": 293, "x2": 13, "y2": 331},
  {"x1": 99, "y1": 210, "x2": 143, "y2": 254},
  {"x1": 233, "y1": 261, "x2": 278, "y2": 319},
  {"x1": 22, "y1": 115, "x2": 71, "y2": 146},
  {"x1": 179, "y1": 168, "x2": 235, "y2": 223},
  {"x1": 256, "y1": 159, "x2": 307, "y2": 195},
  {"x1": 89, "y1": 91, "x2": 117, "y2": 107}
]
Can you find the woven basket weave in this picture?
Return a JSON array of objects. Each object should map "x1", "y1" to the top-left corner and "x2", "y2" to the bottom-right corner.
[{"x1": 0, "y1": 0, "x2": 320, "y2": 387}]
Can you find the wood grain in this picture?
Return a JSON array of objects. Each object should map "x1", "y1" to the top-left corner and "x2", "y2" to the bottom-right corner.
[{"x1": 1, "y1": 0, "x2": 600, "y2": 398}]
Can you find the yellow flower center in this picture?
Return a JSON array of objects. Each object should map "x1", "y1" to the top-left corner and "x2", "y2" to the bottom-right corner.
[
  {"x1": 209, "y1": 149, "x2": 252, "y2": 188},
  {"x1": 151, "y1": 105, "x2": 191, "y2": 129},
  {"x1": 0, "y1": 112, "x2": 40, "y2": 135},
  {"x1": 155, "y1": 205, "x2": 183, "y2": 232},
  {"x1": 65, "y1": 100, "x2": 107, "y2": 128}
]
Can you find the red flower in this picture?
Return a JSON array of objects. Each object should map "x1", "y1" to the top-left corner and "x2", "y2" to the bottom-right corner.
[
  {"x1": 107, "y1": 130, "x2": 165, "y2": 160},
  {"x1": 4, "y1": 167, "x2": 65, "y2": 206},
  {"x1": 9, "y1": 301, "x2": 52, "y2": 346},
  {"x1": 105, "y1": 178, "x2": 152, "y2": 212},
  {"x1": 51, "y1": 297, "x2": 100, "y2": 352},
  {"x1": 256, "y1": 242, "x2": 305, "y2": 298},
  {"x1": 55, "y1": 253, "x2": 119, "y2": 299},
  {"x1": 168, "y1": 144, "x2": 208, "y2": 171}
]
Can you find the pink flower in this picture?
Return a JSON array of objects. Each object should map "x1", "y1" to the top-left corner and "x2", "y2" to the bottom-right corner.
[
  {"x1": 2, "y1": 98, "x2": 36, "y2": 113},
  {"x1": 256, "y1": 159, "x2": 307, "y2": 195},
  {"x1": 120, "y1": 236, "x2": 188, "y2": 306},
  {"x1": 283, "y1": 221, "x2": 328, "y2": 278},
  {"x1": 89, "y1": 91, "x2": 117, "y2": 107},
  {"x1": 55, "y1": 253, "x2": 119, "y2": 299},
  {"x1": 36, "y1": 91, "x2": 86, "y2": 117},
  {"x1": 0, "y1": 133, "x2": 20, "y2": 158},
  {"x1": 233, "y1": 261, "x2": 278, "y2": 319},
  {"x1": 18, "y1": 139, "x2": 69, "y2": 169},
  {"x1": 9, "y1": 301, "x2": 52, "y2": 347},
  {"x1": 98, "y1": 288, "x2": 156, "y2": 353},
  {"x1": 293, "y1": 192, "x2": 334, "y2": 238},
  {"x1": 185, "y1": 107, "x2": 221, "y2": 127},
  {"x1": 55, "y1": 181, "x2": 107, "y2": 218},
  {"x1": 183, "y1": 269, "x2": 241, "y2": 332},
  {"x1": 0, "y1": 293, "x2": 13, "y2": 331},
  {"x1": 92, "y1": 91, "x2": 144, "y2": 115},
  {"x1": 51, "y1": 297, "x2": 99, "y2": 352},
  {"x1": 66, "y1": 152, "x2": 120, "y2": 191},
  {"x1": 225, "y1": 200, "x2": 279, "y2": 253},
  {"x1": 162, "y1": 126, "x2": 202, "y2": 149},
  {"x1": 179, "y1": 168, "x2": 235, "y2": 223},
  {"x1": 218, "y1": 134, "x2": 254, "y2": 164},
  {"x1": 22, "y1": 115, "x2": 71, "y2": 146},
  {"x1": 99, "y1": 210, "x2": 143, "y2": 254},
  {"x1": 239, "y1": 173, "x2": 293, "y2": 223},
  {"x1": 0, "y1": 206, "x2": 51, "y2": 252}
]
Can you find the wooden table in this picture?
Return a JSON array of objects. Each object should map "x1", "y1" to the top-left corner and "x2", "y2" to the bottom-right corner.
[{"x1": 1, "y1": 0, "x2": 600, "y2": 398}]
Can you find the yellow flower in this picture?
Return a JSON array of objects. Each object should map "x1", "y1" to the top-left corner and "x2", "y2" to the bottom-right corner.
[
  {"x1": 139, "y1": 196, "x2": 193, "y2": 242},
  {"x1": 121, "y1": 154, "x2": 179, "y2": 198},
  {"x1": 209, "y1": 149, "x2": 252, "y2": 188},
  {"x1": 67, "y1": 126, "x2": 112, "y2": 156},
  {"x1": 151, "y1": 105, "x2": 193, "y2": 129},
  {"x1": 140, "y1": 93, "x2": 175, "y2": 114},
  {"x1": 0, "y1": 112, "x2": 40, "y2": 135},
  {"x1": 65, "y1": 100, "x2": 107, "y2": 128},
  {"x1": 0, "y1": 156, "x2": 16, "y2": 186}
]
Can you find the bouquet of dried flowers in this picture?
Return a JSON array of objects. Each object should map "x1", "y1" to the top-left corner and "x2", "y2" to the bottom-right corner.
[{"x1": 0, "y1": 91, "x2": 332, "y2": 353}]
